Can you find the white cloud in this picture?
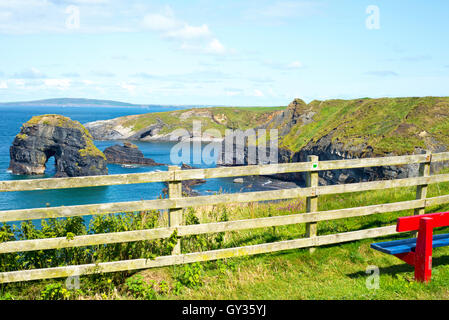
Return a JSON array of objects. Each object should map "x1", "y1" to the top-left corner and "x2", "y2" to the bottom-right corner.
[
  {"x1": 91, "y1": 70, "x2": 115, "y2": 77},
  {"x1": 0, "y1": 2, "x2": 230, "y2": 56},
  {"x1": 263, "y1": 60, "x2": 304, "y2": 70},
  {"x1": 288, "y1": 61, "x2": 303, "y2": 68},
  {"x1": 11, "y1": 79, "x2": 25, "y2": 87},
  {"x1": 44, "y1": 78, "x2": 71, "y2": 89},
  {"x1": 82, "y1": 79, "x2": 94, "y2": 85},
  {"x1": 142, "y1": 8, "x2": 179, "y2": 31},
  {"x1": 119, "y1": 82, "x2": 136, "y2": 94},
  {"x1": 0, "y1": 0, "x2": 49, "y2": 9},
  {"x1": 0, "y1": 80, "x2": 7, "y2": 89},
  {"x1": 13, "y1": 67, "x2": 46, "y2": 79},
  {"x1": 257, "y1": 1, "x2": 325, "y2": 19},
  {"x1": 206, "y1": 39, "x2": 226, "y2": 54},
  {"x1": 165, "y1": 24, "x2": 212, "y2": 40},
  {"x1": 253, "y1": 89, "x2": 264, "y2": 97},
  {"x1": 70, "y1": 0, "x2": 109, "y2": 4},
  {"x1": 142, "y1": 6, "x2": 227, "y2": 55}
]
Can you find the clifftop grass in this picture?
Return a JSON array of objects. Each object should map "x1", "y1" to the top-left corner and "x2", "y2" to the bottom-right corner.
[
  {"x1": 109, "y1": 97, "x2": 449, "y2": 156},
  {"x1": 120, "y1": 106, "x2": 285, "y2": 136},
  {"x1": 279, "y1": 96, "x2": 449, "y2": 155}
]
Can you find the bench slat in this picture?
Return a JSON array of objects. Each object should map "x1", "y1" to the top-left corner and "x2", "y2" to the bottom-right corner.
[
  {"x1": 371, "y1": 233, "x2": 449, "y2": 255},
  {"x1": 397, "y1": 212, "x2": 449, "y2": 232}
]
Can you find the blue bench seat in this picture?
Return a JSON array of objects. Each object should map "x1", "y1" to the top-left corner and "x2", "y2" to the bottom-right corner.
[{"x1": 370, "y1": 233, "x2": 449, "y2": 255}]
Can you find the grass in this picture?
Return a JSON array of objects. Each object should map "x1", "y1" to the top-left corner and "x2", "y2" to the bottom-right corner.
[
  {"x1": 154, "y1": 173, "x2": 449, "y2": 300},
  {"x1": 3, "y1": 168, "x2": 449, "y2": 300},
  {"x1": 279, "y1": 96, "x2": 449, "y2": 156},
  {"x1": 156, "y1": 239, "x2": 449, "y2": 300},
  {"x1": 119, "y1": 106, "x2": 285, "y2": 136}
]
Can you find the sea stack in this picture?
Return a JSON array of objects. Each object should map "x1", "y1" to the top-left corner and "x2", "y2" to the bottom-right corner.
[
  {"x1": 9, "y1": 114, "x2": 108, "y2": 177},
  {"x1": 103, "y1": 142, "x2": 164, "y2": 166}
]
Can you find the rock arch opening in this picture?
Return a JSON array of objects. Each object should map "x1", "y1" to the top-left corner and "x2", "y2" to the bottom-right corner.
[{"x1": 9, "y1": 114, "x2": 108, "y2": 177}]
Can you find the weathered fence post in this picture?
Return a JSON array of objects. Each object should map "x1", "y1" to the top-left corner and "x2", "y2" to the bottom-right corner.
[
  {"x1": 414, "y1": 150, "x2": 432, "y2": 216},
  {"x1": 306, "y1": 155, "x2": 319, "y2": 253},
  {"x1": 168, "y1": 165, "x2": 183, "y2": 255},
  {"x1": 413, "y1": 150, "x2": 432, "y2": 237}
]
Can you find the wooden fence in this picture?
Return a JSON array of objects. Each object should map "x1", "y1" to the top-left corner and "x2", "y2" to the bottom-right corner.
[{"x1": 1, "y1": 151, "x2": 449, "y2": 283}]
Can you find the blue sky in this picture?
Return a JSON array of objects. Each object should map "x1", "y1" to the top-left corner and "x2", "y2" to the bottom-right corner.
[{"x1": 0, "y1": 0, "x2": 448, "y2": 106}]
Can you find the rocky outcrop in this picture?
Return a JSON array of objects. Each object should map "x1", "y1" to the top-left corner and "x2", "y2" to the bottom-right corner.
[
  {"x1": 103, "y1": 142, "x2": 164, "y2": 166},
  {"x1": 216, "y1": 97, "x2": 449, "y2": 186},
  {"x1": 215, "y1": 128, "x2": 440, "y2": 186},
  {"x1": 179, "y1": 163, "x2": 207, "y2": 196},
  {"x1": 162, "y1": 163, "x2": 206, "y2": 197},
  {"x1": 290, "y1": 130, "x2": 446, "y2": 186},
  {"x1": 9, "y1": 114, "x2": 108, "y2": 177},
  {"x1": 263, "y1": 98, "x2": 309, "y2": 135},
  {"x1": 83, "y1": 107, "x2": 277, "y2": 142}
]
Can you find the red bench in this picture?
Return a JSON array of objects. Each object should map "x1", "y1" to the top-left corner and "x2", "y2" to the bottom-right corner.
[{"x1": 371, "y1": 211, "x2": 449, "y2": 282}]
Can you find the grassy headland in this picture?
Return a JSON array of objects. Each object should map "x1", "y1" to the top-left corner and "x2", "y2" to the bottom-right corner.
[{"x1": 87, "y1": 96, "x2": 449, "y2": 159}]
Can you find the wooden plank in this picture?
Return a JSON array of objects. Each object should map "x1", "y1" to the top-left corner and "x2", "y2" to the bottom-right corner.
[
  {"x1": 0, "y1": 186, "x2": 316, "y2": 222},
  {"x1": 174, "y1": 154, "x2": 434, "y2": 180},
  {"x1": 168, "y1": 166, "x2": 182, "y2": 255},
  {"x1": 305, "y1": 155, "x2": 319, "y2": 252},
  {"x1": 426, "y1": 194, "x2": 449, "y2": 207},
  {"x1": 2, "y1": 173, "x2": 449, "y2": 223},
  {"x1": 0, "y1": 198, "x2": 426, "y2": 254},
  {"x1": 4, "y1": 152, "x2": 449, "y2": 193},
  {"x1": 0, "y1": 171, "x2": 172, "y2": 192},
  {"x1": 316, "y1": 173, "x2": 449, "y2": 196},
  {"x1": 414, "y1": 151, "x2": 431, "y2": 217},
  {"x1": 372, "y1": 233, "x2": 449, "y2": 254},
  {"x1": 0, "y1": 225, "x2": 398, "y2": 283},
  {"x1": 430, "y1": 152, "x2": 449, "y2": 163}
]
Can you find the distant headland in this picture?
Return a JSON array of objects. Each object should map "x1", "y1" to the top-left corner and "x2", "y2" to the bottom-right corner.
[{"x1": 0, "y1": 98, "x2": 214, "y2": 109}]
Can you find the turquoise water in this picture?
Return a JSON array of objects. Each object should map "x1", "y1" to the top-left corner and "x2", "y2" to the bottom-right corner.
[{"x1": 0, "y1": 106, "x2": 282, "y2": 214}]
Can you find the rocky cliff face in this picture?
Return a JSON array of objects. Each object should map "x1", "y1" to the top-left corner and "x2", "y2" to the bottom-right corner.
[
  {"x1": 103, "y1": 142, "x2": 164, "y2": 166},
  {"x1": 84, "y1": 107, "x2": 279, "y2": 142},
  {"x1": 217, "y1": 97, "x2": 449, "y2": 185},
  {"x1": 9, "y1": 115, "x2": 108, "y2": 177},
  {"x1": 86, "y1": 117, "x2": 170, "y2": 141},
  {"x1": 82, "y1": 97, "x2": 449, "y2": 186}
]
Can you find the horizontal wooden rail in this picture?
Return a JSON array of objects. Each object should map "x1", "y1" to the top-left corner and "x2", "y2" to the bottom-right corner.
[
  {"x1": 0, "y1": 225, "x2": 397, "y2": 283},
  {"x1": 2, "y1": 173, "x2": 449, "y2": 223},
  {"x1": 2, "y1": 151, "x2": 449, "y2": 193},
  {"x1": 0, "y1": 197, "x2": 430, "y2": 254},
  {"x1": 0, "y1": 171, "x2": 173, "y2": 192},
  {"x1": 1, "y1": 151, "x2": 449, "y2": 284}
]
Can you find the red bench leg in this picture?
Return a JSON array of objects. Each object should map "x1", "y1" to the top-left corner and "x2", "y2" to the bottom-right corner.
[{"x1": 414, "y1": 217, "x2": 434, "y2": 282}]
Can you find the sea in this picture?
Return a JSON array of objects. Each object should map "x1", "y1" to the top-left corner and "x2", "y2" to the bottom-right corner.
[{"x1": 0, "y1": 105, "x2": 298, "y2": 217}]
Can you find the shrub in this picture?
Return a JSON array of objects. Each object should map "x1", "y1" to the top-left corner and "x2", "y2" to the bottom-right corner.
[
  {"x1": 125, "y1": 274, "x2": 156, "y2": 300},
  {"x1": 40, "y1": 283, "x2": 71, "y2": 300},
  {"x1": 177, "y1": 262, "x2": 204, "y2": 288}
]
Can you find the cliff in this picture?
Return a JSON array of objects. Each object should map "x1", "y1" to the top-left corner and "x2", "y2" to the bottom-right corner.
[
  {"x1": 9, "y1": 114, "x2": 108, "y2": 177},
  {"x1": 264, "y1": 97, "x2": 449, "y2": 184},
  {"x1": 84, "y1": 107, "x2": 283, "y2": 142},
  {"x1": 83, "y1": 96, "x2": 449, "y2": 185}
]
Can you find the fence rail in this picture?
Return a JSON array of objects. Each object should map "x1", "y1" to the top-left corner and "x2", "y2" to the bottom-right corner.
[{"x1": 1, "y1": 151, "x2": 449, "y2": 283}]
